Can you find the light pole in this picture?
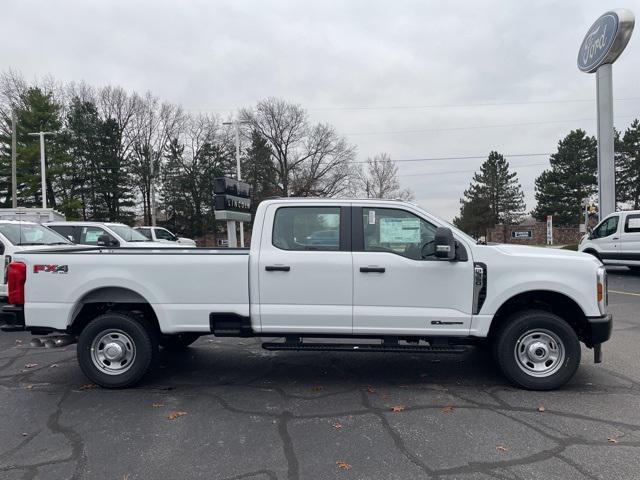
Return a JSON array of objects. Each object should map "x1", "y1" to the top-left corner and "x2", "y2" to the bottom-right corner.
[
  {"x1": 28, "y1": 131, "x2": 58, "y2": 209},
  {"x1": 222, "y1": 119, "x2": 250, "y2": 247}
]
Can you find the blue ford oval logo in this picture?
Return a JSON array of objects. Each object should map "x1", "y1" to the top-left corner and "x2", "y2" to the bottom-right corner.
[{"x1": 578, "y1": 12, "x2": 619, "y2": 72}]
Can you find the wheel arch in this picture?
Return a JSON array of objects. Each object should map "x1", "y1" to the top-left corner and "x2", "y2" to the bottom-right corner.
[
  {"x1": 487, "y1": 290, "x2": 590, "y2": 344},
  {"x1": 68, "y1": 286, "x2": 160, "y2": 336}
]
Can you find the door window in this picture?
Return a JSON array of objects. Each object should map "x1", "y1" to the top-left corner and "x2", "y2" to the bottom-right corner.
[
  {"x1": 362, "y1": 208, "x2": 437, "y2": 260},
  {"x1": 80, "y1": 227, "x2": 113, "y2": 245},
  {"x1": 593, "y1": 215, "x2": 619, "y2": 238},
  {"x1": 50, "y1": 225, "x2": 78, "y2": 243},
  {"x1": 625, "y1": 214, "x2": 640, "y2": 233},
  {"x1": 155, "y1": 228, "x2": 177, "y2": 241},
  {"x1": 137, "y1": 228, "x2": 152, "y2": 240},
  {"x1": 273, "y1": 207, "x2": 340, "y2": 251}
]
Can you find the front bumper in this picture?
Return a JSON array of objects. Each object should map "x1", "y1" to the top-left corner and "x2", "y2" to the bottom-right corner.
[
  {"x1": 586, "y1": 313, "x2": 613, "y2": 346},
  {"x1": 0, "y1": 305, "x2": 25, "y2": 332}
]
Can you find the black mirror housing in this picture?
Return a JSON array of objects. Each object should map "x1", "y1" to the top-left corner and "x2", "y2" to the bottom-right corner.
[
  {"x1": 434, "y1": 227, "x2": 456, "y2": 260},
  {"x1": 97, "y1": 234, "x2": 117, "y2": 247}
]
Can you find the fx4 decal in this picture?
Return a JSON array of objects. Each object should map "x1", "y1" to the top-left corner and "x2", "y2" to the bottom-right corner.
[{"x1": 33, "y1": 265, "x2": 69, "y2": 274}]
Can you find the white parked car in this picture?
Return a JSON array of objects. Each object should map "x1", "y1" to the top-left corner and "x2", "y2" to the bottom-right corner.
[
  {"x1": 0, "y1": 220, "x2": 77, "y2": 298},
  {"x1": 2, "y1": 198, "x2": 611, "y2": 391},
  {"x1": 46, "y1": 222, "x2": 178, "y2": 248},
  {"x1": 579, "y1": 210, "x2": 640, "y2": 271},
  {"x1": 134, "y1": 226, "x2": 196, "y2": 246}
]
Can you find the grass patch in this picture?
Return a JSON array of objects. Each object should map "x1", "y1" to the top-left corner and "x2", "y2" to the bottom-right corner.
[{"x1": 561, "y1": 244, "x2": 579, "y2": 251}]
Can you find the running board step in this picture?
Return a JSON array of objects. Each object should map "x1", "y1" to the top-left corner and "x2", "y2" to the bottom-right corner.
[{"x1": 261, "y1": 342, "x2": 467, "y2": 354}]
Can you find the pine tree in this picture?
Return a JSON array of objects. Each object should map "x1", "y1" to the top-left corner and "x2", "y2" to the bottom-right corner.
[
  {"x1": 241, "y1": 130, "x2": 277, "y2": 215},
  {"x1": 453, "y1": 151, "x2": 526, "y2": 237},
  {"x1": 618, "y1": 119, "x2": 640, "y2": 209},
  {"x1": 532, "y1": 129, "x2": 597, "y2": 225}
]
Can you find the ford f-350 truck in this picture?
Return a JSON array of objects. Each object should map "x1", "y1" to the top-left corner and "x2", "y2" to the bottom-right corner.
[{"x1": 0, "y1": 199, "x2": 611, "y2": 390}]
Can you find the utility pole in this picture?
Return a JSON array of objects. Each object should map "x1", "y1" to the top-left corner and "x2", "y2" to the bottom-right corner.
[
  {"x1": 11, "y1": 112, "x2": 17, "y2": 208},
  {"x1": 222, "y1": 119, "x2": 250, "y2": 247},
  {"x1": 27, "y1": 131, "x2": 57, "y2": 209},
  {"x1": 150, "y1": 158, "x2": 156, "y2": 227}
]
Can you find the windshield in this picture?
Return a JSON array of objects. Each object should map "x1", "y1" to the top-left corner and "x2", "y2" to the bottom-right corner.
[
  {"x1": 0, "y1": 223, "x2": 72, "y2": 246},
  {"x1": 108, "y1": 225, "x2": 149, "y2": 242}
]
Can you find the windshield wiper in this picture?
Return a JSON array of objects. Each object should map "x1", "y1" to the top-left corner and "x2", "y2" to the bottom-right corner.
[{"x1": 48, "y1": 242, "x2": 71, "y2": 245}]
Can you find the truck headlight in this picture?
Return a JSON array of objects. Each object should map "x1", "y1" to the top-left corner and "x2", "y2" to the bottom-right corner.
[{"x1": 597, "y1": 266, "x2": 608, "y2": 314}]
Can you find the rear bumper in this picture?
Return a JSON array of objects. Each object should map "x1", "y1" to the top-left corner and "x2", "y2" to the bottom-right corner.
[
  {"x1": 0, "y1": 305, "x2": 25, "y2": 331},
  {"x1": 585, "y1": 313, "x2": 613, "y2": 346}
]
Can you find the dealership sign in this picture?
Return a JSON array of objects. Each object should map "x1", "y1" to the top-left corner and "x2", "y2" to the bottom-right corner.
[
  {"x1": 578, "y1": 10, "x2": 634, "y2": 73},
  {"x1": 511, "y1": 230, "x2": 532, "y2": 239}
]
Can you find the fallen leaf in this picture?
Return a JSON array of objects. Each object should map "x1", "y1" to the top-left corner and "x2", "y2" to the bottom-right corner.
[
  {"x1": 332, "y1": 422, "x2": 343, "y2": 429},
  {"x1": 537, "y1": 405, "x2": 545, "y2": 412},
  {"x1": 21, "y1": 432, "x2": 28, "y2": 436},
  {"x1": 152, "y1": 403, "x2": 165, "y2": 408},
  {"x1": 366, "y1": 386, "x2": 375, "y2": 394},
  {"x1": 336, "y1": 460, "x2": 351, "y2": 470},
  {"x1": 50, "y1": 364, "x2": 58, "y2": 368},
  {"x1": 441, "y1": 405, "x2": 455, "y2": 413},
  {"x1": 79, "y1": 384, "x2": 97, "y2": 390},
  {"x1": 25, "y1": 385, "x2": 33, "y2": 390},
  {"x1": 391, "y1": 405, "x2": 405, "y2": 413},
  {"x1": 168, "y1": 411, "x2": 187, "y2": 420},
  {"x1": 496, "y1": 445, "x2": 508, "y2": 452},
  {"x1": 15, "y1": 339, "x2": 22, "y2": 345},
  {"x1": 311, "y1": 385, "x2": 323, "y2": 392},
  {"x1": 608, "y1": 436, "x2": 619, "y2": 444},
  {"x1": 24, "y1": 363, "x2": 38, "y2": 369}
]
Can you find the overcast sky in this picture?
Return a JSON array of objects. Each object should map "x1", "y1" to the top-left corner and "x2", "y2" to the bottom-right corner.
[{"x1": 3, "y1": 0, "x2": 640, "y2": 220}]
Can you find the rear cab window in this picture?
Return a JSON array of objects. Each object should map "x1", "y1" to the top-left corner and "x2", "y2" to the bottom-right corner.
[{"x1": 272, "y1": 207, "x2": 341, "y2": 251}]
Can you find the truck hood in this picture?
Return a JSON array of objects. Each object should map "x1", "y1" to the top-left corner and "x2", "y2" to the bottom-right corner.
[{"x1": 490, "y1": 243, "x2": 592, "y2": 261}]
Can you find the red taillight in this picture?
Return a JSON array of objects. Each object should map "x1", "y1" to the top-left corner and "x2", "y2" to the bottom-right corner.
[{"x1": 7, "y1": 262, "x2": 26, "y2": 305}]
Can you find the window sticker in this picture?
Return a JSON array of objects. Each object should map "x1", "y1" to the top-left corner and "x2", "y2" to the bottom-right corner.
[
  {"x1": 628, "y1": 217, "x2": 640, "y2": 229},
  {"x1": 368, "y1": 210, "x2": 376, "y2": 225},
  {"x1": 380, "y1": 217, "x2": 420, "y2": 243}
]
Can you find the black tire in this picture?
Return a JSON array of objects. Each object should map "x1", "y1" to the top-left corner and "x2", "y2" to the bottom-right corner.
[
  {"x1": 585, "y1": 250, "x2": 601, "y2": 261},
  {"x1": 160, "y1": 333, "x2": 200, "y2": 351},
  {"x1": 77, "y1": 312, "x2": 158, "y2": 388},
  {"x1": 492, "y1": 310, "x2": 581, "y2": 391}
]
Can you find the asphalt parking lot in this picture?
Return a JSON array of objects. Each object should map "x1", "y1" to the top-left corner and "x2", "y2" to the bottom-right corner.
[{"x1": 1, "y1": 268, "x2": 639, "y2": 480}]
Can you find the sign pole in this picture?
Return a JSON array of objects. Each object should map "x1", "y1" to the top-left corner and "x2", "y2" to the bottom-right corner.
[{"x1": 596, "y1": 63, "x2": 615, "y2": 218}]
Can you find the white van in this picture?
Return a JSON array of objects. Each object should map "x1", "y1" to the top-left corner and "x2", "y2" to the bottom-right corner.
[
  {"x1": 46, "y1": 221, "x2": 179, "y2": 248},
  {"x1": 134, "y1": 226, "x2": 196, "y2": 246},
  {"x1": 0, "y1": 220, "x2": 75, "y2": 298},
  {"x1": 579, "y1": 210, "x2": 640, "y2": 271}
]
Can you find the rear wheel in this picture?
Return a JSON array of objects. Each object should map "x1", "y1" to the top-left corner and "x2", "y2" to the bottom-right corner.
[
  {"x1": 77, "y1": 312, "x2": 157, "y2": 388},
  {"x1": 160, "y1": 333, "x2": 200, "y2": 351},
  {"x1": 493, "y1": 310, "x2": 580, "y2": 390}
]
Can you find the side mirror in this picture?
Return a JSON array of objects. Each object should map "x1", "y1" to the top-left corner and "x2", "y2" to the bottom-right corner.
[
  {"x1": 97, "y1": 234, "x2": 117, "y2": 247},
  {"x1": 434, "y1": 227, "x2": 456, "y2": 260}
]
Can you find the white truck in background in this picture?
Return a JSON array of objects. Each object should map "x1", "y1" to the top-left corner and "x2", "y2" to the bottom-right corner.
[
  {"x1": 134, "y1": 226, "x2": 197, "y2": 246},
  {"x1": 46, "y1": 221, "x2": 184, "y2": 248},
  {"x1": 1, "y1": 198, "x2": 611, "y2": 390},
  {"x1": 579, "y1": 210, "x2": 640, "y2": 271}
]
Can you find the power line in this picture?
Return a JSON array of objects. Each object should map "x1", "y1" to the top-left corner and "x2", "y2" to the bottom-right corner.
[
  {"x1": 351, "y1": 152, "x2": 553, "y2": 164},
  {"x1": 344, "y1": 115, "x2": 638, "y2": 136},
  {"x1": 399, "y1": 162, "x2": 548, "y2": 178},
  {"x1": 184, "y1": 96, "x2": 640, "y2": 113}
]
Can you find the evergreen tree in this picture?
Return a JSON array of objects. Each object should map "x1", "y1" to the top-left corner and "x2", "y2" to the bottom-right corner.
[
  {"x1": 532, "y1": 129, "x2": 597, "y2": 225},
  {"x1": 241, "y1": 130, "x2": 278, "y2": 215},
  {"x1": 618, "y1": 119, "x2": 640, "y2": 209},
  {"x1": 453, "y1": 151, "x2": 525, "y2": 237}
]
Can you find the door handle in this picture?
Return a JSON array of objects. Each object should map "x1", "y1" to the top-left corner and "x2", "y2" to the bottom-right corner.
[
  {"x1": 612, "y1": 237, "x2": 619, "y2": 240},
  {"x1": 265, "y1": 265, "x2": 290, "y2": 272},
  {"x1": 360, "y1": 267, "x2": 385, "y2": 273}
]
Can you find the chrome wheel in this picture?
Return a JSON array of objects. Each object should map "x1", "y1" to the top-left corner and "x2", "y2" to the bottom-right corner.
[
  {"x1": 514, "y1": 329, "x2": 565, "y2": 378},
  {"x1": 91, "y1": 329, "x2": 136, "y2": 375}
]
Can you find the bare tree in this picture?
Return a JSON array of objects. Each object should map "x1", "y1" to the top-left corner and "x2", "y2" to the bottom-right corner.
[
  {"x1": 355, "y1": 153, "x2": 414, "y2": 201},
  {"x1": 240, "y1": 97, "x2": 356, "y2": 197}
]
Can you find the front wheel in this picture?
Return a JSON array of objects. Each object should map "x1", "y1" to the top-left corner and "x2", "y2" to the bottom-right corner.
[
  {"x1": 493, "y1": 310, "x2": 581, "y2": 390},
  {"x1": 77, "y1": 312, "x2": 157, "y2": 388}
]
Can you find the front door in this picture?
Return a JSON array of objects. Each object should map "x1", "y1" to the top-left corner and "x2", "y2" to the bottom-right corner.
[
  {"x1": 592, "y1": 214, "x2": 621, "y2": 261},
  {"x1": 258, "y1": 204, "x2": 353, "y2": 334},
  {"x1": 352, "y1": 206, "x2": 473, "y2": 336}
]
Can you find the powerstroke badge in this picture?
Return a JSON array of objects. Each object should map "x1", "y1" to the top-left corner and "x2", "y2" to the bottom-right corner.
[{"x1": 33, "y1": 265, "x2": 69, "y2": 274}]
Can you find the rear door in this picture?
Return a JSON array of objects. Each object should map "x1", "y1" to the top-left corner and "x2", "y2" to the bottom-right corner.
[
  {"x1": 352, "y1": 206, "x2": 474, "y2": 336},
  {"x1": 258, "y1": 203, "x2": 352, "y2": 334},
  {"x1": 621, "y1": 212, "x2": 640, "y2": 264}
]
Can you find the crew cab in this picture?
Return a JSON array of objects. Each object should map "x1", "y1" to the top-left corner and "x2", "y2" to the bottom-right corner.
[
  {"x1": 46, "y1": 221, "x2": 180, "y2": 248},
  {"x1": 1, "y1": 199, "x2": 611, "y2": 390},
  {"x1": 579, "y1": 210, "x2": 640, "y2": 271},
  {"x1": 0, "y1": 220, "x2": 75, "y2": 299},
  {"x1": 134, "y1": 226, "x2": 196, "y2": 246}
]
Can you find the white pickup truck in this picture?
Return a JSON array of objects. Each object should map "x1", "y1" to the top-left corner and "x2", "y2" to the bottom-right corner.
[{"x1": 0, "y1": 199, "x2": 611, "y2": 390}]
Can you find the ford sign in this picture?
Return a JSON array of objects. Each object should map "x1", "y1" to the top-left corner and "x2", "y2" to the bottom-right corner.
[{"x1": 578, "y1": 10, "x2": 635, "y2": 73}]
